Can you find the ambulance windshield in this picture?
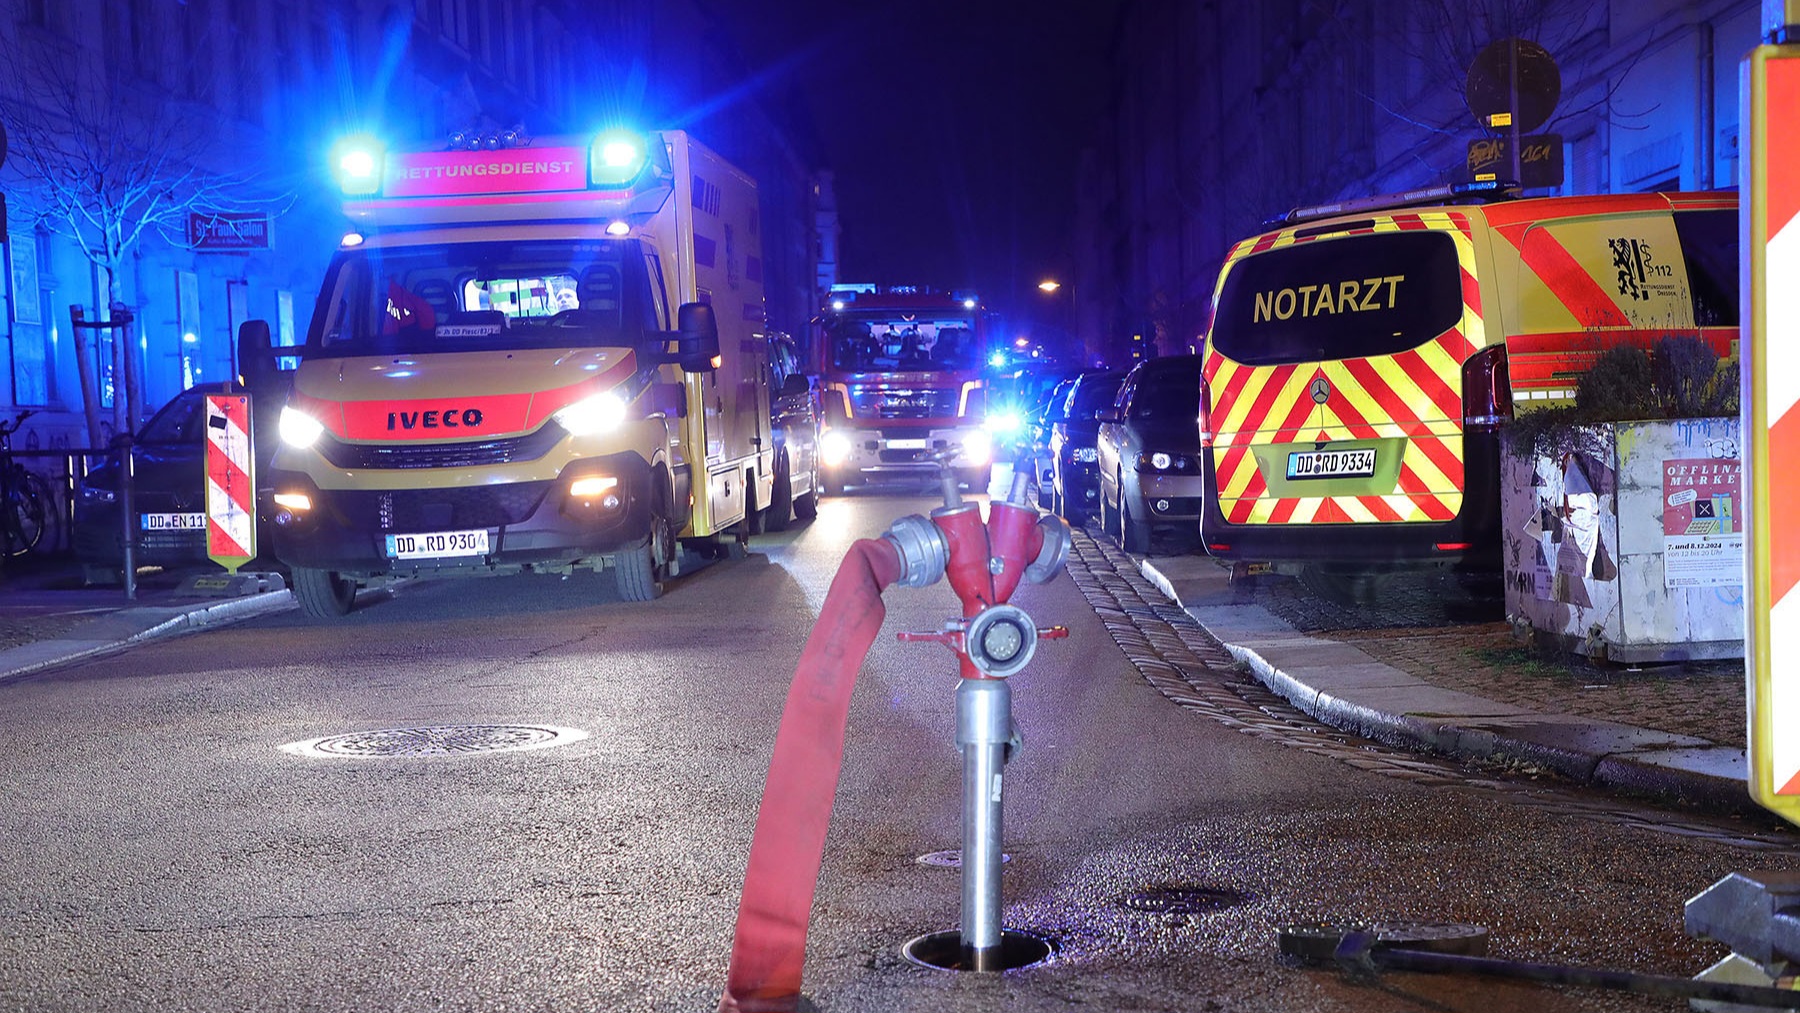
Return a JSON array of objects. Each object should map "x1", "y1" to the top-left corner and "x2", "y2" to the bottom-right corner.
[
  {"x1": 311, "y1": 239, "x2": 646, "y2": 354},
  {"x1": 826, "y1": 316, "x2": 981, "y2": 373}
]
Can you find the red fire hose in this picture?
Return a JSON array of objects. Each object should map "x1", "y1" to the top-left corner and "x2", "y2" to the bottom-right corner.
[{"x1": 719, "y1": 537, "x2": 905, "y2": 1013}]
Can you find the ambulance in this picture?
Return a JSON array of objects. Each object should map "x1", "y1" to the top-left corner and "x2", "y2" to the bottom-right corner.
[
  {"x1": 260, "y1": 129, "x2": 775, "y2": 617},
  {"x1": 1198, "y1": 183, "x2": 1737, "y2": 583}
]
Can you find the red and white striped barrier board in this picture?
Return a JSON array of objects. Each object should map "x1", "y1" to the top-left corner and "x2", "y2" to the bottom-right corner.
[
  {"x1": 204, "y1": 393, "x2": 257, "y2": 572},
  {"x1": 1746, "y1": 41, "x2": 1800, "y2": 825}
]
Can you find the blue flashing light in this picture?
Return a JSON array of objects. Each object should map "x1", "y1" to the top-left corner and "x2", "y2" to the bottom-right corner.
[
  {"x1": 330, "y1": 134, "x2": 385, "y2": 196},
  {"x1": 988, "y1": 351, "x2": 1008, "y2": 368},
  {"x1": 590, "y1": 130, "x2": 648, "y2": 187}
]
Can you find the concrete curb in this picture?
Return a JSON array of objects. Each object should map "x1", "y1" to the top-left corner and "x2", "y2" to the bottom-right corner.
[
  {"x1": 1137, "y1": 556, "x2": 1758, "y2": 817},
  {"x1": 0, "y1": 590, "x2": 297, "y2": 685}
]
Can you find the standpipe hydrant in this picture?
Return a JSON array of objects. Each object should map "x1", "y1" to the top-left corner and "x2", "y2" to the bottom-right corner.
[{"x1": 883, "y1": 461, "x2": 1071, "y2": 970}]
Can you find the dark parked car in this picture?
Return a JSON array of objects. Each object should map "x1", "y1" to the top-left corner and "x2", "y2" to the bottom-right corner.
[
  {"x1": 73, "y1": 382, "x2": 284, "y2": 583},
  {"x1": 1047, "y1": 369, "x2": 1125, "y2": 524},
  {"x1": 1095, "y1": 355, "x2": 1205, "y2": 553}
]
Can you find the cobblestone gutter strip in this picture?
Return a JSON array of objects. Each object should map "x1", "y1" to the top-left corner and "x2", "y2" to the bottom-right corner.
[
  {"x1": 0, "y1": 591, "x2": 295, "y2": 684},
  {"x1": 1123, "y1": 547, "x2": 1760, "y2": 820}
]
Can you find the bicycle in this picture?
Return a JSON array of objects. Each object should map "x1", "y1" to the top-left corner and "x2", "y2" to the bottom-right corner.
[{"x1": 0, "y1": 410, "x2": 53, "y2": 557}]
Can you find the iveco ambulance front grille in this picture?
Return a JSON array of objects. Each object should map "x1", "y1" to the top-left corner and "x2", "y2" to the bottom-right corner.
[
  {"x1": 333, "y1": 483, "x2": 553, "y2": 531},
  {"x1": 316, "y1": 425, "x2": 566, "y2": 470},
  {"x1": 849, "y1": 387, "x2": 960, "y2": 420}
]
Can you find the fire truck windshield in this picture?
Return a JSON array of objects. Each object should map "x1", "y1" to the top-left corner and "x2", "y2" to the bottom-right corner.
[
  {"x1": 309, "y1": 238, "x2": 647, "y2": 355},
  {"x1": 826, "y1": 316, "x2": 981, "y2": 373}
]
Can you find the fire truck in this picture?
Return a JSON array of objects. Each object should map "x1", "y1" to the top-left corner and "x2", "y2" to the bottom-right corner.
[
  {"x1": 257, "y1": 128, "x2": 775, "y2": 618},
  {"x1": 815, "y1": 284, "x2": 994, "y2": 492}
]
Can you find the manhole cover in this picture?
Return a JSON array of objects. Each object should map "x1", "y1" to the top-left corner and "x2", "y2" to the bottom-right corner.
[
  {"x1": 280, "y1": 724, "x2": 588, "y2": 758},
  {"x1": 917, "y1": 850, "x2": 1012, "y2": 868},
  {"x1": 1118, "y1": 885, "x2": 1250, "y2": 915}
]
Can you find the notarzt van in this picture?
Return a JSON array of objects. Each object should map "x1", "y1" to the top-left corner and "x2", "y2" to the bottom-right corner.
[
  {"x1": 257, "y1": 129, "x2": 775, "y2": 617},
  {"x1": 1198, "y1": 184, "x2": 1737, "y2": 577}
]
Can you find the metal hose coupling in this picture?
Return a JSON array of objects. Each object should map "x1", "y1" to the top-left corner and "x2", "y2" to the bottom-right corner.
[
  {"x1": 1024, "y1": 514, "x2": 1072, "y2": 584},
  {"x1": 884, "y1": 514, "x2": 950, "y2": 588}
]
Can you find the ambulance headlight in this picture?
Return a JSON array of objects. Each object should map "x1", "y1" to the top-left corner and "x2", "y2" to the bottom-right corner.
[
  {"x1": 331, "y1": 135, "x2": 384, "y2": 196},
  {"x1": 278, "y1": 407, "x2": 326, "y2": 449},
  {"x1": 961, "y1": 430, "x2": 994, "y2": 466},
  {"x1": 554, "y1": 390, "x2": 629, "y2": 436},
  {"x1": 590, "y1": 131, "x2": 648, "y2": 187},
  {"x1": 820, "y1": 429, "x2": 854, "y2": 467}
]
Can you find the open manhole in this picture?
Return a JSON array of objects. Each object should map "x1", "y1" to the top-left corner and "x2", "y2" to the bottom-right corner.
[
  {"x1": 280, "y1": 724, "x2": 588, "y2": 758},
  {"x1": 1118, "y1": 885, "x2": 1250, "y2": 916},
  {"x1": 902, "y1": 929, "x2": 1054, "y2": 972}
]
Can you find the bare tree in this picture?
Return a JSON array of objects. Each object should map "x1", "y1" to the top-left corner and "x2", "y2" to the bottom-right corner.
[{"x1": 1, "y1": 34, "x2": 289, "y2": 445}]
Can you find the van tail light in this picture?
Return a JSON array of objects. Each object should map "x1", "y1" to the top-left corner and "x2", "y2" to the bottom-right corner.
[
  {"x1": 1198, "y1": 377, "x2": 1215, "y2": 446},
  {"x1": 1461, "y1": 344, "x2": 1513, "y2": 429}
]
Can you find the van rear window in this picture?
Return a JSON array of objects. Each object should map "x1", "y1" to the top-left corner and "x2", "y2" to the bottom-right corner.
[
  {"x1": 1674, "y1": 209, "x2": 1738, "y2": 326},
  {"x1": 1210, "y1": 231, "x2": 1464, "y2": 366}
]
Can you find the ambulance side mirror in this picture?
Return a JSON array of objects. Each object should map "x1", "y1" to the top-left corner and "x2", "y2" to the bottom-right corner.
[
  {"x1": 675, "y1": 302, "x2": 720, "y2": 372},
  {"x1": 237, "y1": 320, "x2": 279, "y2": 390}
]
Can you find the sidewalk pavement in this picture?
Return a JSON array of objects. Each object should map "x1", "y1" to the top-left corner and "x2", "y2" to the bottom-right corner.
[
  {"x1": 0, "y1": 556, "x2": 295, "y2": 685},
  {"x1": 1138, "y1": 553, "x2": 1756, "y2": 817}
]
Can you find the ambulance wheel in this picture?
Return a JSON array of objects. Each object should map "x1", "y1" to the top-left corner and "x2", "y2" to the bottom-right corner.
[
  {"x1": 293, "y1": 567, "x2": 356, "y2": 619},
  {"x1": 766, "y1": 453, "x2": 794, "y2": 532},
  {"x1": 1120, "y1": 495, "x2": 1152, "y2": 554},
  {"x1": 793, "y1": 485, "x2": 818, "y2": 522},
  {"x1": 614, "y1": 516, "x2": 674, "y2": 602}
]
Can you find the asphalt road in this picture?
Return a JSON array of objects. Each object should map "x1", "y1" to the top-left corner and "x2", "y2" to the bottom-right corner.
[{"x1": 1, "y1": 484, "x2": 1794, "y2": 1012}]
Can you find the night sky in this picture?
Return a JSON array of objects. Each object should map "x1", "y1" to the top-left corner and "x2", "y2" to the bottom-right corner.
[{"x1": 716, "y1": 1, "x2": 1123, "y2": 322}]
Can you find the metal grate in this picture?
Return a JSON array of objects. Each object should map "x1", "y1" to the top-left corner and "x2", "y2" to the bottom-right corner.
[{"x1": 280, "y1": 724, "x2": 588, "y2": 758}]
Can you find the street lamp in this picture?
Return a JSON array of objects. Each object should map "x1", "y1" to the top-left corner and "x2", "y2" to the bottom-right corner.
[{"x1": 1037, "y1": 279, "x2": 1061, "y2": 293}]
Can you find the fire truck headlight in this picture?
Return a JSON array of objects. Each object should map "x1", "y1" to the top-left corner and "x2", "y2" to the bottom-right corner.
[
  {"x1": 820, "y1": 429, "x2": 854, "y2": 467},
  {"x1": 961, "y1": 430, "x2": 994, "y2": 466},
  {"x1": 554, "y1": 391, "x2": 629, "y2": 436},
  {"x1": 590, "y1": 131, "x2": 648, "y2": 187},
  {"x1": 278, "y1": 407, "x2": 326, "y2": 449},
  {"x1": 330, "y1": 135, "x2": 384, "y2": 196}
]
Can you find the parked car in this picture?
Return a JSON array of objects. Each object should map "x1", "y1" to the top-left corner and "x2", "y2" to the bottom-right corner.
[
  {"x1": 1096, "y1": 355, "x2": 1205, "y2": 553},
  {"x1": 73, "y1": 382, "x2": 284, "y2": 583},
  {"x1": 763, "y1": 333, "x2": 820, "y2": 530},
  {"x1": 1047, "y1": 369, "x2": 1125, "y2": 525},
  {"x1": 1028, "y1": 375, "x2": 1080, "y2": 490}
]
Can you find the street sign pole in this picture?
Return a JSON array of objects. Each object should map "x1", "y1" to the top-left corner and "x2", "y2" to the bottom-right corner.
[{"x1": 1742, "y1": 0, "x2": 1800, "y2": 828}]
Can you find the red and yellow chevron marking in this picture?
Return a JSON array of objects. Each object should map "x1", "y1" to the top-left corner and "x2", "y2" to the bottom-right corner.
[
  {"x1": 1206, "y1": 213, "x2": 1483, "y2": 527},
  {"x1": 204, "y1": 393, "x2": 257, "y2": 571}
]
